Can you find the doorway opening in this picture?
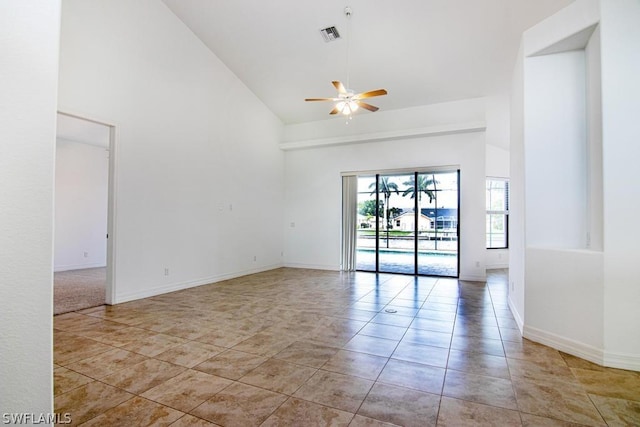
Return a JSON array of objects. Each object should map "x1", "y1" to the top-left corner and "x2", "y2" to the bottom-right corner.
[
  {"x1": 353, "y1": 170, "x2": 459, "y2": 277},
  {"x1": 54, "y1": 112, "x2": 116, "y2": 313}
]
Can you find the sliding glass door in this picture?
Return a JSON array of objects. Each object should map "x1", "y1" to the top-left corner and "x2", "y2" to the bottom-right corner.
[{"x1": 354, "y1": 170, "x2": 459, "y2": 277}]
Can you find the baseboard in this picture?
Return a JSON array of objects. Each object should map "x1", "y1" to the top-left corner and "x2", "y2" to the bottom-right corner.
[
  {"x1": 283, "y1": 262, "x2": 341, "y2": 271},
  {"x1": 55, "y1": 263, "x2": 106, "y2": 272},
  {"x1": 113, "y1": 263, "x2": 284, "y2": 304},
  {"x1": 508, "y1": 296, "x2": 524, "y2": 333},
  {"x1": 523, "y1": 325, "x2": 604, "y2": 366},
  {"x1": 603, "y1": 351, "x2": 640, "y2": 372}
]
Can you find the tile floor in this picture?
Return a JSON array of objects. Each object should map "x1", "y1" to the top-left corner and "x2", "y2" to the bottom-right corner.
[{"x1": 53, "y1": 268, "x2": 640, "y2": 426}]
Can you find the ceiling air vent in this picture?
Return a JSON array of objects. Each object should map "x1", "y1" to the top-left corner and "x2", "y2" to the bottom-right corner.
[{"x1": 319, "y1": 26, "x2": 341, "y2": 42}]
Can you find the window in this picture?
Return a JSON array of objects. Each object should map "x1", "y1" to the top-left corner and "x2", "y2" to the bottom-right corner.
[{"x1": 486, "y1": 178, "x2": 509, "y2": 249}]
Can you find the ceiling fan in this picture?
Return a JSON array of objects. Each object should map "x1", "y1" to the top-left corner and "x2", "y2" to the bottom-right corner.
[
  {"x1": 305, "y1": 81, "x2": 387, "y2": 116},
  {"x1": 305, "y1": 7, "x2": 388, "y2": 117}
]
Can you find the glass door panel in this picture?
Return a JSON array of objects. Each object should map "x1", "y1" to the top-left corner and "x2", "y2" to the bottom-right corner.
[
  {"x1": 354, "y1": 170, "x2": 459, "y2": 277},
  {"x1": 355, "y1": 176, "x2": 377, "y2": 272},
  {"x1": 417, "y1": 171, "x2": 458, "y2": 276},
  {"x1": 377, "y1": 173, "x2": 415, "y2": 274}
]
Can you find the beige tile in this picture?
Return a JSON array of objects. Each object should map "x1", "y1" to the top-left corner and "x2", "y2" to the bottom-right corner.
[
  {"x1": 294, "y1": 370, "x2": 373, "y2": 413},
  {"x1": 357, "y1": 382, "x2": 440, "y2": 427},
  {"x1": 155, "y1": 322, "x2": 213, "y2": 340},
  {"x1": 64, "y1": 348, "x2": 148, "y2": 379},
  {"x1": 499, "y1": 327, "x2": 523, "y2": 343},
  {"x1": 503, "y1": 339, "x2": 565, "y2": 364},
  {"x1": 80, "y1": 396, "x2": 183, "y2": 426},
  {"x1": 232, "y1": 332, "x2": 295, "y2": 357},
  {"x1": 507, "y1": 357, "x2": 576, "y2": 382},
  {"x1": 447, "y1": 349, "x2": 510, "y2": 379},
  {"x1": 370, "y1": 312, "x2": 414, "y2": 327},
  {"x1": 121, "y1": 333, "x2": 188, "y2": 357},
  {"x1": 100, "y1": 359, "x2": 186, "y2": 394},
  {"x1": 571, "y1": 367, "x2": 640, "y2": 401},
  {"x1": 321, "y1": 350, "x2": 388, "y2": 380},
  {"x1": 141, "y1": 370, "x2": 231, "y2": 412},
  {"x1": 409, "y1": 317, "x2": 455, "y2": 334},
  {"x1": 453, "y1": 323, "x2": 502, "y2": 340},
  {"x1": 239, "y1": 358, "x2": 317, "y2": 395},
  {"x1": 344, "y1": 335, "x2": 398, "y2": 357},
  {"x1": 92, "y1": 326, "x2": 157, "y2": 347},
  {"x1": 52, "y1": 269, "x2": 640, "y2": 427},
  {"x1": 154, "y1": 341, "x2": 224, "y2": 368},
  {"x1": 54, "y1": 313, "x2": 103, "y2": 331},
  {"x1": 54, "y1": 335, "x2": 114, "y2": 365},
  {"x1": 348, "y1": 415, "x2": 400, "y2": 426},
  {"x1": 588, "y1": 394, "x2": 640, "y2": 426},
  {"x1": 66, "y1": 319, "x2": 130, "y2": 340},
  {"x1": 415, "y1": 309, "x2": 457, "y2": 322},
  {"x1": 377, "y1": 359, "x2": 445, "y2": 394},
  {"x1": 262, "y1": 397, "x2": 354, "y2": 426},
  {"x1": 273, "y1": 340, "x2": 340, "y2": 368},
  {"x1": 437, "y1": 396, "x2": 521, "y2": 426},
  {"x1": 168, "y1": 414, "x2": 220, "y2": 426},
  {"x1": 391, "y1": 341, "x2": 449, "y2": 368},
  {"x1": 443, "y1": 369, "x2": 518, "y2": 410},
  {"x1": 54, "y1": 381, "x2": 133, "y2": 426},
  {"x1": 191, "y1": 382, "x2": 287, "y2": 427},
  {"x1": 53, "y1": 366, "x2": 93, "y2": 396},
  {"x1": 193, "y1": 350, "x2": 267, "y2": 380},
  {"x1": 401, "y1": 329, "x2": 452, "y2": 348},
  {"x1": 192, "y1": 329, "x2": 254, "y2": 348},
  {"x1": 450, "y1": 334, "x2": 505, "y2": 357},
  {"x1": 334, "y1": 308, "x2": 378, "y2": 322},
  {"x1": 358, "y1": 323, "x2": 407, "y2": 341},
  {"x1": 520, "y1": 413, "x2": 588, "y2": 426},
  {"x1": 512, "y1": 376, "x2": 605, "y2": 426}
]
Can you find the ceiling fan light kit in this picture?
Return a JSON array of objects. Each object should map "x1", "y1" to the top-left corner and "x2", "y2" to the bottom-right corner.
[{"x1": 305, "y1": 6, "x2": 387, "y2": 120}]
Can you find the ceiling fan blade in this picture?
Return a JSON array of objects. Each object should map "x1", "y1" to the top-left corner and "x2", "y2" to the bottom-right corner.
[
  {"x1": 354, "y1": 89, "x2": 388, "y2": 99},
  {"x1": 329, "y1": 106, "x2": 340, "y2": 115},
  {"x1": 305, "y1": 98, "x2": 338, "y2": 102},
  {"x1": 332, "y1": 81, "x2": 347, "y2": 94},
  {"x1": 356, "y1": 101, "x2": 379, "y2": 112}
]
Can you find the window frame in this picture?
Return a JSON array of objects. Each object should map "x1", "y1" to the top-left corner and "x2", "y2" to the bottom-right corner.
[{"x1": 486, "y1": 177, "x2": 509, "y2": 249}]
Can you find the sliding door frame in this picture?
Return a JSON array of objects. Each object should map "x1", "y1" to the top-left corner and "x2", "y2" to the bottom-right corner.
[{"x1": 344, "y1": 166, "x2": 460, "y2": 278}]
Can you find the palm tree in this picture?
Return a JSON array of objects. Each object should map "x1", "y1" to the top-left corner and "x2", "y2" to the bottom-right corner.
[
  {"x1": 369, "y1": 177, "x2": 399, "y2": 248},
  {"x1": 402, "y1": 174, "x2": 437, "y2": 205},
  {"x1": 402, "y1": 174, "x2": 438, "y2": 233}
]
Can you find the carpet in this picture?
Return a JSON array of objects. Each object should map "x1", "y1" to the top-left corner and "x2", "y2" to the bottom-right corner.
[{"x1": 54, "y1": 267, "x2": 106, "y2": 315}]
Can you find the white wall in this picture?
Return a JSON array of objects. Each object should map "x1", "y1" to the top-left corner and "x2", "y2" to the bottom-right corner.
[
  {"x1": 283, "y1": 123, "x2": 487, "y2": 281},
  {"x1": 525, "y1": 50, "x2": 588, "y2": 249},
  {"x1": 0, "y1": 0, "x2": 60, "y2": 415},
  {"x1": 55, "y1": 139, "x2": 108, "y2": 271},
  {"x1": 600, "y1": 0, "x2": 640, "y2": 367},
  {"x1": 509, "y1": 41, "x2": 527, "y2": 329},
  {"x1": 511, "y1": 0, "x2": 640, "y2": 370},
  {"x1": 58, "y1": 0, "x2": 285, "y2": 303}
]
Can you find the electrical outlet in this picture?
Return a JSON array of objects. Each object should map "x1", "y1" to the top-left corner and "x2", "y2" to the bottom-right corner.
[
  {"x1": 253, "y1": 256, "x2": 257, "y2": 262},
  {"x1": 164, "y1": 268, "x2": 169, "y2": 276},
  {"x1": 83, "y1": 252, "x2": 88, "y2": 258}
]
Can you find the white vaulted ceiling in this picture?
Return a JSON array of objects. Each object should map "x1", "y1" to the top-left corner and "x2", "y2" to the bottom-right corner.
[{"x1": 162, "y1": 0, "x2": 574, "y2": 124}]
